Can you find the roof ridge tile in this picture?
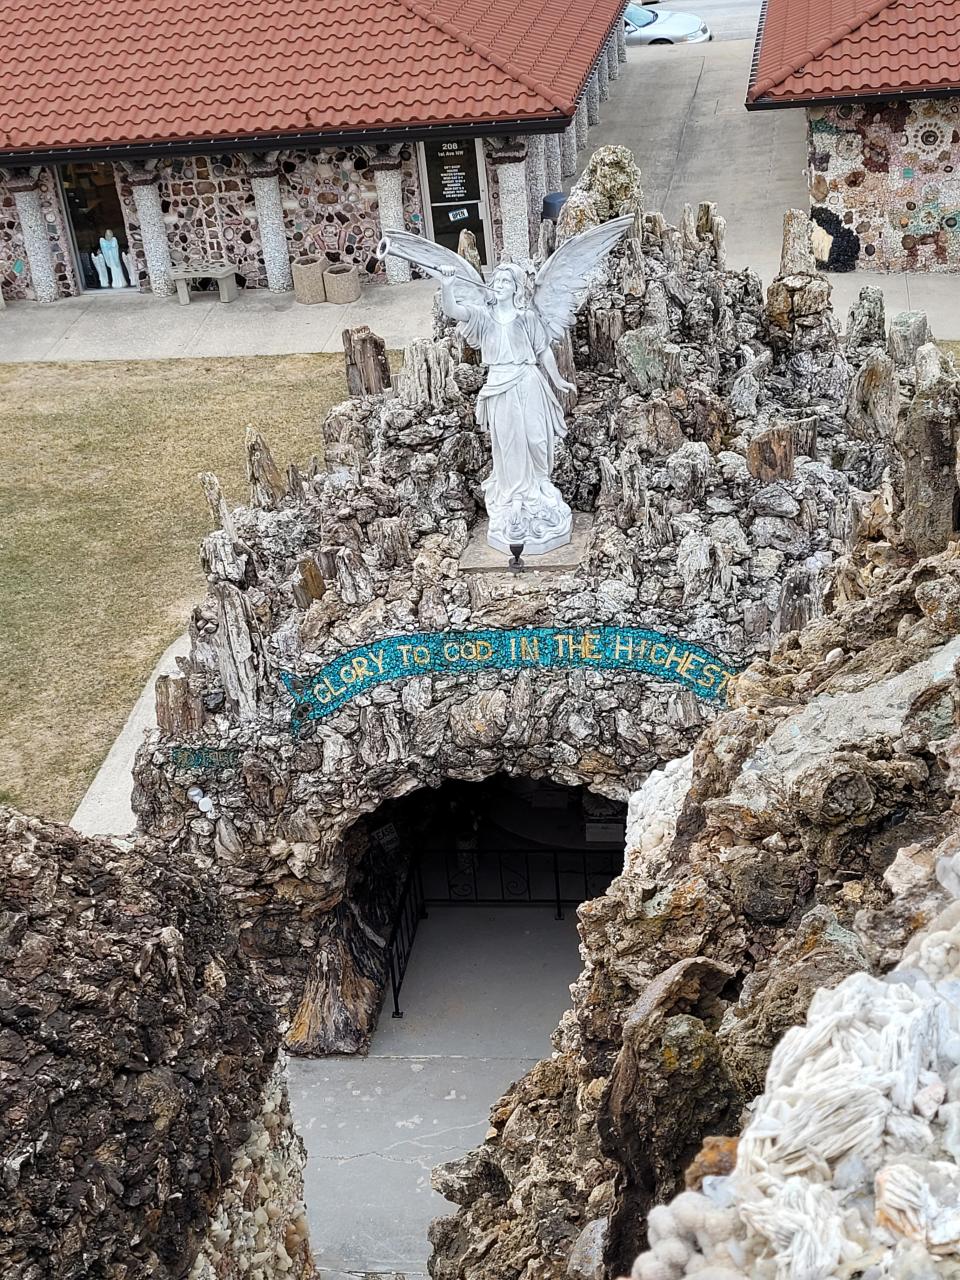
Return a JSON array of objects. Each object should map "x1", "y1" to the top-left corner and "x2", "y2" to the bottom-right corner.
[
  {"x1": 392, "y1": 0, "x2": 570, "y2": 113},
  {"x1": 749, "y1": 0, "x2": 901, "y2": 101}
]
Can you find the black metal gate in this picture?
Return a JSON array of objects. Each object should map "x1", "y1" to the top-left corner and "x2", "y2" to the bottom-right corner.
[{"x1": 384, "y1": 845, "x2": 621, "y2": 1018}]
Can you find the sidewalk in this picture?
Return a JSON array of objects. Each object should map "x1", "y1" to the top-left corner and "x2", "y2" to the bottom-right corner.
[
  {"x1": 69, "y1": 634, "x2": 189, "y2": 838},
  {"x1": 289, "y1": 905, "x2": 583, "y2": 1276},
  {"x1": 0, "y1": 277, "x2": 437, "y2": 363},
  {"x1": 3, "y1": 254, "x2": 958, "y2": 365}
]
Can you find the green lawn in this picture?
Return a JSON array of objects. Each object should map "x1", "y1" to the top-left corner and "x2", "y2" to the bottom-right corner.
[{"x1": 0, "y1": 354, "x2": 349, "y2": 822}]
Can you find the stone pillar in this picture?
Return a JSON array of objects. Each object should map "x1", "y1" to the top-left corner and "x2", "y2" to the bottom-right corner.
[
  {"x1": 544, "y1": 133, "x2": 562, "y2": 194},
  {"x1": 617, "y1": 19, "x2": 627, "y2": 61},
  {"x1": 490, "y1": 143, "x2": 530, "y2": 261},
  {"x1": 126, "y1": 167, "x2": 175, "y2": 297},
  {"x1": 576, "y1": 99, "x2": 589, "y2": 149},
  {"x1": 587, "y1": 73, "x2": 601, "y2": 126},
  {"x1": 6, "y1": 171, "x2": 57, "y2": 303},
  {"x1": 561, "y1": 121, "x2": 578, "y2": 176},
  {"x1": 526, "y1": 135, "x2": 547, "y2": 234},
  {"x1": 248, "y1": 161, "x2": 293, "y2": 292},
  {"x1": 598, "y1": 50, "x2": 610, "y2": 100},
  {"x1": 607, "y1": 35, "x2": 619, "y2": 79},
  {"x1": 370, "y1": 150, "x2": 410, "y2": 283}
]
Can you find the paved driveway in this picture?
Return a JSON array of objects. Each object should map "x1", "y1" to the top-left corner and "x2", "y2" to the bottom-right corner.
[
  {"x1": 585, "y1": 40, "x2": 960, "y2": 334},
  {"x1": 587, "y1": 40, "x2": 808, "y2": 283}
]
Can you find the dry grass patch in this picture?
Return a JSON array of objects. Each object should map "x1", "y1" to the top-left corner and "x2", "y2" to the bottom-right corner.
[{"x1": 0, "y1": 354, "x2": 348, "y2": 822}]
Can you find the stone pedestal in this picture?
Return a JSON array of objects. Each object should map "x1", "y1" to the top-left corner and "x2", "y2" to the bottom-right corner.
[
  {"x1": 459, "y1": 511, "x2": 593, "y2": 573},
  {"x1": 249, "y1": 165, "x2": 293, "y2": 292},
  {"x1": 127, "y1": 168, "x2": 175, "y2": 297}
]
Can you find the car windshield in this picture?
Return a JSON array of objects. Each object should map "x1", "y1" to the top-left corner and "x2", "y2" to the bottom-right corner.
[{"x1": 625, "y1": 4, "x2": 657, "y2": 26}]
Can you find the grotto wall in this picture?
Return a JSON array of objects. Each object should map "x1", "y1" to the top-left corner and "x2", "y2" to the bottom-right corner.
[
  {"x1": 0, "y1": 808, "x2": 314, "y2": 1280},
  {"x1": 428, "y1": 540, "x2": 960, "y2": 1280},
  {"x1": 630, "y1": 722, "x2": 960, "y2": 1278},
  {"x1": 131, "y1": 147, "x2": 933, "y2": 1061}
]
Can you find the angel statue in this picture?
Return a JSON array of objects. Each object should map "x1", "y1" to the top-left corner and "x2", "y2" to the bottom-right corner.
[{"x1": 377, "y1": 217, "x2": 633, "y2": 555}]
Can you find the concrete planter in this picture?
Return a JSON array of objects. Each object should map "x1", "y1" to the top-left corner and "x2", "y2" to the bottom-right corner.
[
  {"x1": 323, "y1": 263, "x2": 361, "y2": 304},
  {"x1": 292, "y1": 258, "x2": 329, "y2": 304}
]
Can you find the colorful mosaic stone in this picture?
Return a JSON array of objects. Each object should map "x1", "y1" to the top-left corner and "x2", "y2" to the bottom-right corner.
[{"x1": 808, "y1": 97, "x2": 960, "y2": 272}]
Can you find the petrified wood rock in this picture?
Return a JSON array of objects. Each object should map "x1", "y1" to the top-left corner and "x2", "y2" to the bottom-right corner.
[{"x1": 0, "y1": 807, "x2": 303, "y2": 1280}]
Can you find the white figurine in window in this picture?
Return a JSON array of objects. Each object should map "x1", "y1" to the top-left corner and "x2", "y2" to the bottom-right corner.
[{"x1": 99, "y1": 229, "x2": 127, "y2": 288}]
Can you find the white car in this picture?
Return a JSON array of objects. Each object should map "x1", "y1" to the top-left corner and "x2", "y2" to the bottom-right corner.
[{"x1": 623, "y1": 2, "x2": 712, "y2": 43}]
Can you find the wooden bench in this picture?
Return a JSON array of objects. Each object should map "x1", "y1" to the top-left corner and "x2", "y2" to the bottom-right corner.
[{"x1": 169, "y1": 263, "x2": 239, "y2": 305}]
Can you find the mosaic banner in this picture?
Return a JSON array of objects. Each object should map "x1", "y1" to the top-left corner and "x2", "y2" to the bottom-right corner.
[
  {"x1": 281, "y1": 627, "x2": 738, "y2": 728},
  {"x1": 169, "y1": 746, "x2": 241, "y2": 771}
]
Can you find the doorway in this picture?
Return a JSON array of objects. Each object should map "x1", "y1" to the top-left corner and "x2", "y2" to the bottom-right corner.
[
  {"x1": 418, "y1": 138, "x2": 493, "y2": 265},
  {"x1": 379, "y1": 774, "x2": 625, "y2": 1017},
  {"x1": 60, "y1": 162, "x2": 135, "y2": 291}
]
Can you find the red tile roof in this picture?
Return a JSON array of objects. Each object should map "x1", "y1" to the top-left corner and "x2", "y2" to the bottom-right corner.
[
  {"x1": 748, "y1": 0, "x2": 960, "y2": 107},
  {"x1": 0, "y1": 0, "x2": 623, "y2": 159}
]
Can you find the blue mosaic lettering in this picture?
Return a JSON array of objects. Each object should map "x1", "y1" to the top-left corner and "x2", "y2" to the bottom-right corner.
[{"x1": 281, "y1": 627, "x2": 738, "y2": 731}]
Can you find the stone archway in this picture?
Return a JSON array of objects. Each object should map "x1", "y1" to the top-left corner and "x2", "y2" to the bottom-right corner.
[{"x1": 136, "y1": 665, "x2": 664, "y2": 1055}]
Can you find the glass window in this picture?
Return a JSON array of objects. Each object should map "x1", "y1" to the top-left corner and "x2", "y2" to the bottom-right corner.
[{"x1": 625, "y1": 5, "x2": 657, "y2": 26}]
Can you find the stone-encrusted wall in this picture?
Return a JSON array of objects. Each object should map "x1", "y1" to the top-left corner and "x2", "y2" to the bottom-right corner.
[
  {"x1": 483, "y1": 141, "x2": 504, "y2": 260},
  {"x1": 188, "y1": 1060, "x2": 314, "y2": 1280},
  {"x1": 0, "y1": 185, "x2": 30, "y2": 299},
  {"x1": 36, "y1": 168, "x2": 76, "y2": 298},
  {"x1": 131, "y1": 159, "x2": 902, "y2": 1069},
  {"x1": 0, "y1": 167, "x2": 77, "y2": 300},
  {"x1": 808, "y1": 97, "x2": 960, "y2": 272},
  {"x1": 116, "y1": 171, "x2": 151, "y2": 292},
  {"x1": 112, "y1": 146, "x2": 427, "y2": 293},
  {"x1": 281, "y1": 145, "x2": 423, "y2": 277},
  {"x1": 0, "y1": 805, "x2": 315, "y2": 1280},
  {"x1": 150, "y1": 155, "x2": 267, "y2": 288}
]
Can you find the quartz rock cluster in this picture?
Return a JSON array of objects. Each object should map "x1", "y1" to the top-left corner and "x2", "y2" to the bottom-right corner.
[
  {"x1": 0, "y1": 808, "x2": 315, "y2": 1280},
  {"x1": 130, "y1": 152, "x2": 947, "y2": 1064},
  {"x1": 631, "y1": 786, "x2": 960, "y2": 1278}
]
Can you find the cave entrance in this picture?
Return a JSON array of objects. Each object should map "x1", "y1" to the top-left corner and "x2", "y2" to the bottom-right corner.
[
  {"x1": 288, "y1": 774, "x2": 626, "y2": 1276},
  {"x1": 378, "y1": 774, "x2": 626, "y2": 1017}
]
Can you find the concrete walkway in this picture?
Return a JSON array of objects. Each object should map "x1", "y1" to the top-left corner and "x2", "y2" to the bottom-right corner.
[
  {"x1": 0, "y1": 278, "x2": 437, "y2": 363},
  {"x1": 288, "y1": 906, "x2": 582, "y2": 1278},
  {"x1": 69, "y1": 634, "x2": 188, "y2": 838}
]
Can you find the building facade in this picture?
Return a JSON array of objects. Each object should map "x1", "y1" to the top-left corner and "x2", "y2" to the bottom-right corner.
[
  {"x1": 0, "y1": 0, "x2": 626, "y2": 303},
  {"x1": 805, "y1": 98, "x2": 960, "y2": 273},
  {"x1": 748, "y1": 0, "x2": 960, "y2": 272}
]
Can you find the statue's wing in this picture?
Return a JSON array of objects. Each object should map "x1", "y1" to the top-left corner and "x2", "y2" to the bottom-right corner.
[
  {"x1": 532, "y1": 216, "x2": 634, "y2": 341},
  {"x1": 380, "y1": 228, "x2": 489, "y2": 308}
]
